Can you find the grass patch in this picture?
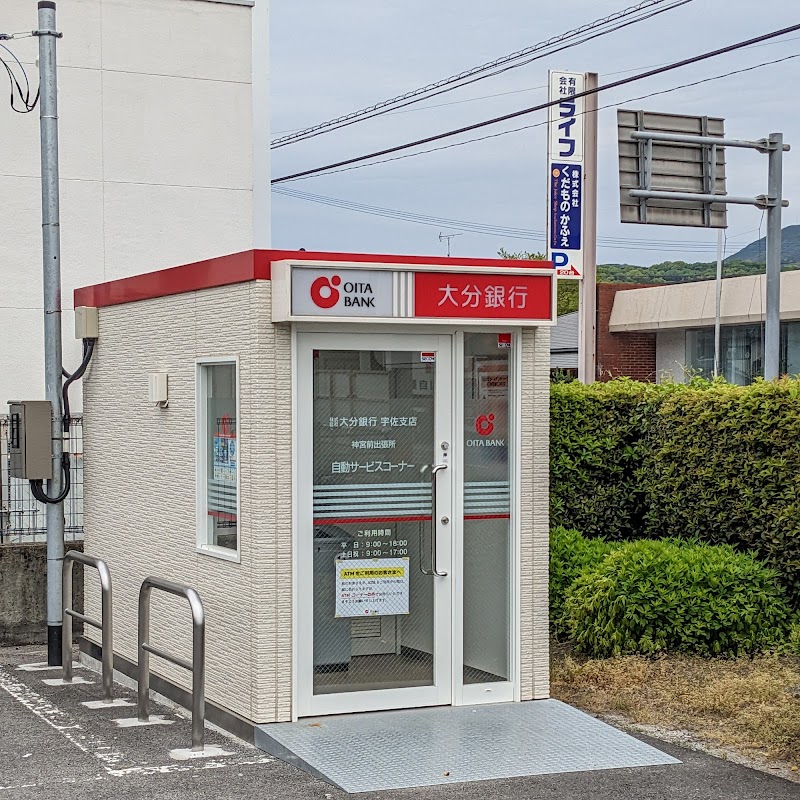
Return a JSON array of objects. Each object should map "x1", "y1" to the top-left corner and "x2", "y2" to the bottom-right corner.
[{"x1": 551, "y1": 645, "x2": 800, "y2": 768}]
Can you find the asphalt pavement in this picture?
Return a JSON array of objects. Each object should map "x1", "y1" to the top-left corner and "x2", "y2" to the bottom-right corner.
[{"x1": 0, "y1": 645, "x2": 797, "y2": 799}]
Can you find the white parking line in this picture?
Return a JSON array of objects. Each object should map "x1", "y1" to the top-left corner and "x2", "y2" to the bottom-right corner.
[
  {"x1": 0, "y1": 664, "x2": 274, "y2": 783},
  {"x1": 0, "y1": 664, "x2": 129, "y2": 770}
]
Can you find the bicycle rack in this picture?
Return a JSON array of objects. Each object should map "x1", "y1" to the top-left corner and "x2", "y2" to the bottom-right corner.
[
  {"x1": 61, "y1": 551, "x2": 116, "y2": 703},
  {"x1": 136, "y1": 577, "x2": 228, "y2": 759}
]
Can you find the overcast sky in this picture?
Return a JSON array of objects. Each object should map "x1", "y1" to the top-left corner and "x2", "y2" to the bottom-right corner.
[{"x1": 270, "y1": 0, "x2": 800, "y2": 265}]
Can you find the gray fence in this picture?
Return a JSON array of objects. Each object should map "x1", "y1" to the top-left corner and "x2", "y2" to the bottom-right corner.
[{"x1": 0, "y1": 415, "x2": 84, "y2": 543}]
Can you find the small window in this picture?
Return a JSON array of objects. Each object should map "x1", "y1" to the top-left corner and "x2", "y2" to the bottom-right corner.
[{"x1": 197, "y1": 360, "x2": 239, "y2": 558}]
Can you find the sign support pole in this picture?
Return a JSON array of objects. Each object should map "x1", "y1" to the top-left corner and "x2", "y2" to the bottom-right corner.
[
  {"x1": 713, "y1": 228, "x2": 723, "y2": 378},
  {"x1": 764, "y1": 132, "x2": 784, "y2": 381},
  {"x1": 578, "y1": 73, "x2": 598, "y2": 383}
]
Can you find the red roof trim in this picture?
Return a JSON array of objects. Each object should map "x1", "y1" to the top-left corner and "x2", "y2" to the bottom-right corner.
[{"x1": 74, "y1": 249, "x2": 553, "y2": 309}]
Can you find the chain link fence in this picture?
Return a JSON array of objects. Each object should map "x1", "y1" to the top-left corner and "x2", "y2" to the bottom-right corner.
[{"x1": 0, "y1": 415, "x2": 84, "y2": 543}]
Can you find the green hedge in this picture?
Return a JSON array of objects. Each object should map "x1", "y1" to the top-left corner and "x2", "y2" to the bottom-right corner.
[
  {"x1": 564, "y1": 539, "x2": 792, "y2": 657},
  {"x1": 550, "y1": 380, "x2": 675, "y2": 538},
  {"x1": 551, "y1": 378, "x2": 800, "y2": 606},
  {"x1": 549, "y1": 527, "x2": 616, "y2": 638}
]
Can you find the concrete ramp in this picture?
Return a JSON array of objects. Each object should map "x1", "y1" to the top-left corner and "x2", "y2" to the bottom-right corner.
[{"x1": 255, "y1": 699, "x2": 680, "y2": 793}]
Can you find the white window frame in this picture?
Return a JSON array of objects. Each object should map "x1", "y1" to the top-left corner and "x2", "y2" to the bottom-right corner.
[{"x1": 196, "y1": 356, "x2": 241, "y2": 563}]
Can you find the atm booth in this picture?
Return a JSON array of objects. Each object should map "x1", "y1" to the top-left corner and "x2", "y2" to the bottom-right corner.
[{"x1": 75, "y1": 249, "x2": 553, "y2": 735}]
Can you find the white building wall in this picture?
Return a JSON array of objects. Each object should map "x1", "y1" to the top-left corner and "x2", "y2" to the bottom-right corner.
[
  {"x1": 656, "y1": 329, "x2": 687, "y2": 382},
  {"x1": 0, "y1": 0, "x2": 268, "y2": 408}
]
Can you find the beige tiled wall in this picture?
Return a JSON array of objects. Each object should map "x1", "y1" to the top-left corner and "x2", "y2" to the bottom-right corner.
[
  {"x1": 519, "y1": 326, "x2": 551, "y2": 701},
  {"x1": 83, "y1": 281, "x2": 293, "y2": 724}
]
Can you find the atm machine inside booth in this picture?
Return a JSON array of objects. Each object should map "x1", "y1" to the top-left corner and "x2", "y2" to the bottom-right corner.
[{"x1": 313, "y1": 524, "x2": 351, "y2": 670}]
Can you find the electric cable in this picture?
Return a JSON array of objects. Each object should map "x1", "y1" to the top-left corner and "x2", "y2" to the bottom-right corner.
[
  {"x1": 62, "y1": 338, "x2": 95, "y2": 432},
  {"x1": 272, "y1": 52, "x2": 799, "y2": 191},
  {"x1": 272, "y1": 23, "x2": 800, "y2": 185},
  {"x1": 32, "y1": 338, "x2": 96, "y2": 505},
  {"x1": 30, "y1": 453, "x2": 70, "y2": 505},
  {"x1": 271, "y1": 33, "x2": 800, "y2": 136},
  {"x1": 272, "y1": 0, "x2": 694, "y2": 148},
  {"x1": 273, "y1": 186, "x2": 733, "y2": 252},
  {"x1": 0, "y1": 42, "x2": 38, "y2": 112},
  {"x1": 299, "y1": 51, "x2": 800, "y2": 181}
]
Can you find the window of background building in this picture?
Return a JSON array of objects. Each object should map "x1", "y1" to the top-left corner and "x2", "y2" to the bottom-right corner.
[
  {"x1": 197, "y1": 361, "x2": 239, "y2": 557},
  {"x1": 686, "y1": 322, "x2": 800, "y2": 384}
]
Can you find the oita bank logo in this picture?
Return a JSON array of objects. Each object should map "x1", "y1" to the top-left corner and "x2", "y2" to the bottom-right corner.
[
  {"x1": 467, "y1": 414, "x2": 504, "y2": 447},
  {"x1": 310, "y1": 274, "x2": 377, "y2": 309},
  {"x1": 475, "y1": 414, "x2": 495, "y2": 436}
]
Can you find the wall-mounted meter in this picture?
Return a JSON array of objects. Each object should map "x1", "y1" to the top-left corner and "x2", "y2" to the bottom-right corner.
[{"x1": 8, "y1": 401, "x2": 52, "y2": 480}]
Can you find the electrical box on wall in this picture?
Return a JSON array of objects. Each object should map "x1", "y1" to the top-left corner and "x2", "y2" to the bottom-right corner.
[
  {"x1": 8, "y1": 401, "x2": 52, "y2": 480},
  {"x1": 74, "y1": 306, "x2": 99, "y2": 339},
  {"x1": 148, "y1": 372, "x2": 169, "y2": 406}
]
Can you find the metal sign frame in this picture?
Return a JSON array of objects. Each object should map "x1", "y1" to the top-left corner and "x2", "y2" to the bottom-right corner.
[{"x1": 617, "y1": 109, "x2": 790, "y2": 379}]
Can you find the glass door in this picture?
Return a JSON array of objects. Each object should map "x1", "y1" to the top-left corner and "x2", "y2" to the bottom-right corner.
[{"x1": 296, "y1": 332, "x2": 453, "y2": 717}]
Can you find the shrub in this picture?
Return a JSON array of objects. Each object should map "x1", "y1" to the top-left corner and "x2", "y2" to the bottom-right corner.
[
  {"x1": 641, "y1": 379, "x2": 800, "y2": 607},
  {"x1": 549, "y1": 527, "x2": 615, "y2": 637},
  {"x1": 564, "y1": 539, "x2": 792, "y2": 658},
  {"x1": 550, "y1": 377, "x2": 800, "y2": 607},
  {"x1": 781, "y1": 616, "x2": 800, "y2": 656}
]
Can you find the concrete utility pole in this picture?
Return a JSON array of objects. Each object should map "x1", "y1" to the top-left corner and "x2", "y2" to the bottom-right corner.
[
  {"x1": 36, "y1": 0, "x2": 65, "y2": 666},
  {"x1": 764, "y1": 132, "x2": 784, "y2": 381}
]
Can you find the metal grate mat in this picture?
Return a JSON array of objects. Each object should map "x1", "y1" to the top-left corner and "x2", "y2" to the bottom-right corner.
[{"x1": 255, "y1": 699, "x2": 680, "y2": 793}]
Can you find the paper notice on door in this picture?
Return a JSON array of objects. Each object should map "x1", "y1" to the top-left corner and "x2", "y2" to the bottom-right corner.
[{"x1": 335, "y1": 557, "x2": 410, "y2": 618}]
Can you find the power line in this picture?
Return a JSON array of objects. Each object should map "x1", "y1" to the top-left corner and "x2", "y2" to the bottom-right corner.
[
  {"x1": 271, "y1": 33, "x2": 800, "y2": 136},
  {"x1": 279, "y1": 51, "x2": 800, "y2": 183},
  {"x1": 271, "y1": 0, "x2": 693, "y2": 149},
  {"x1": 272, "y1": 23, "x2": 800, "y2": 185},
  {"x1": 272, "y1": 186, "x2": 733, "y2": 252}
]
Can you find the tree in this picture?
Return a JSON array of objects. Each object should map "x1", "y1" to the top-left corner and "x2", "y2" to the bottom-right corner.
[{"x1": 498, "y1": 249, "x2": 579, "y2": 316}]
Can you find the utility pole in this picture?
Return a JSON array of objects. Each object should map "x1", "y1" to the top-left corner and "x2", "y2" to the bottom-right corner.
[
  {"x1": 36, "y1": 0, "x2": 65, "y2": 666},
  {"x1": 764, "y1": 132, "x2": 784, "y2": 380}
]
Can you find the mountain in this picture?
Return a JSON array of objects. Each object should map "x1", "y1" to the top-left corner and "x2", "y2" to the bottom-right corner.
[
  {"x1": 595, "y1": 225, "x2": 800, "y2": 285},
  {"x1": 725, "y1": 224, "x2": 800, "y2": 264}
]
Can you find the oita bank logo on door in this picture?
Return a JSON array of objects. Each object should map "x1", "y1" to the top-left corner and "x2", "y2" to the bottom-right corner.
[
  {"x1": 467, "y1": 414, "x2": 504, "y2": 447},
  {"x1": 293, "y1": 268, "x2": 393, "y2": 317}
]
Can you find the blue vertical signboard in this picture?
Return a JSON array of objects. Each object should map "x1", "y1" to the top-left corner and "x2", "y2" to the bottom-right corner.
[{"x1": 547, "y1": 71, "x2": 585, "y2": 278}]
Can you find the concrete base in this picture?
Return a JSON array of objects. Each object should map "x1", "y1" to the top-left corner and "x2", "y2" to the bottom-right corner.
[
  {"x1": 17, "y1": 661, "x2": 82, "y2": 672},
  {"x1": 82, "y1": 698, "x2": 136, "y2": 709},
  {"x1": 42, "y1": 676, "x2": 93, "y2": 686},
  {"x1": 114, "y1": 714, "x2": 174, "y2": 728},
  {"x1": 0, "y1": 542, "x2": 84, "y2": 646},
  {"x1": 169, "y1": 745, "x2": 234, "y2": 761}
]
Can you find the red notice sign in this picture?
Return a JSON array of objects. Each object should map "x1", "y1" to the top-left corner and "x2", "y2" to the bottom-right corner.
[{"x1": 414, "y1": 272, "x2": 552, "y2": 321}]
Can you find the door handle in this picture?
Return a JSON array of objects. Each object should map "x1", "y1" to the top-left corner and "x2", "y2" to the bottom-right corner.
[{"x1": 428, "y1": 463, "x2": 448, "y2": 577}]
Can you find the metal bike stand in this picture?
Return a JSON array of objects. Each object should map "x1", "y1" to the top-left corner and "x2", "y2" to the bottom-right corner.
[
  {"x1": 123, "y1": 576, "x2": 230, "y2": 760},
  {"x1": 44, "y1": 551, "x2": 132, "y2": 707}
]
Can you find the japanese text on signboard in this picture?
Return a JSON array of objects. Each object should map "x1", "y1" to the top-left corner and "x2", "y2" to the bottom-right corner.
[
  {"x1": 547, "y1": 70, "x2": 585, "y2": 279},
  {"x1": 414, "y1": 272, "x2": 552, "y2": 320},
  {"x1": 550, "y1": 164, "x2": 582, "y2": 251},
  {"x1": 335, "y1": 557, "x2": 410, "y2": 617}
]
